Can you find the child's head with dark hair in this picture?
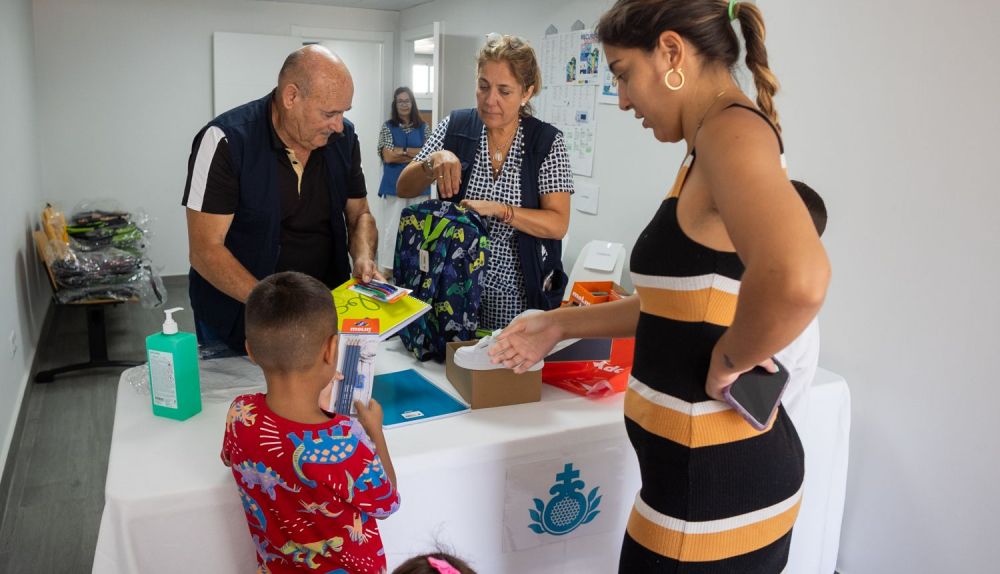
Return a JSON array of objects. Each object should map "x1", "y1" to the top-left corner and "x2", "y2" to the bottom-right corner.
[
  {"x1": 791, "y1": 180, "x2": 827, "y2": 237},
  {"x1": 245, "y1": 271, "x2": 338, "y2": 374},
  {"x1": 392, "y1": 552, "x2": 476, "y2": 574}
]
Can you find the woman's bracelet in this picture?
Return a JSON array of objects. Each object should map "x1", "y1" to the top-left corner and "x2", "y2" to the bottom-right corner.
[{"x1": 501, "y1": 203, "x2": 514, "y2": 224}]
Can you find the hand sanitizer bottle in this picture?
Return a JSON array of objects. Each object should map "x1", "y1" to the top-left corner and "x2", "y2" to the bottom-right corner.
[{"x1": 145, "y1": 307, "x2": 201, "y2": 420}]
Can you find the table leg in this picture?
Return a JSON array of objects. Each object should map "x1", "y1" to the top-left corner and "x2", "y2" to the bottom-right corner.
[{"x1": 34, "y1": 305, "x2": 143, "y2": 383}]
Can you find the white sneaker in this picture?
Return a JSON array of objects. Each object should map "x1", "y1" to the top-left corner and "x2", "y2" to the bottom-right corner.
[
  {"x1": 453, "y1": 310, "x2": 580, "y2": 371},
  {"x1": 454, "y1": 329, "x2": 540, "y2": 371}
]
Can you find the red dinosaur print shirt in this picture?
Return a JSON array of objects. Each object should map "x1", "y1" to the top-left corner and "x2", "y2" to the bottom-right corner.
[{"x1": 223, "y1": 393, "x2": 400, "y2": 574}]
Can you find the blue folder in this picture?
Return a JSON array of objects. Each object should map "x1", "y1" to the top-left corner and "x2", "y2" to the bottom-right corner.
[{"x1": 372, "y1": 369, "x2": 470, "y2": 427}]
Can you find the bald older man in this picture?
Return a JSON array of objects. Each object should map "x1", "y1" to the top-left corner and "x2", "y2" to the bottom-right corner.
[{"x1": 182, "y1": 45, "x2": 379, "y2": 355}]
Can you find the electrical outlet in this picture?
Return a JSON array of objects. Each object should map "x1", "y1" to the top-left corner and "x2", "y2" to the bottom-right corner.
[{"x1": 9, "y1": 330, "x2": 17, "y2": 359}]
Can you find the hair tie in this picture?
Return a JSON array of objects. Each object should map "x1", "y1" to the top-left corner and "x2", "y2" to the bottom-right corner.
[
  {"x1": 428, "y1": 556, "x2": 461, "y2": 574},
  {"x1": 728, "y1": 0, "x2": 738, "y2": 21}
]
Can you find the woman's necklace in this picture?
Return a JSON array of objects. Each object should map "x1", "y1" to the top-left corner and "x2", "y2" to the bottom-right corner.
[
  {"x1": 686, "y1": 89, "x2": 730, "y2": 156},
  {"x1": 697, "y1": 89, "x2": 729, "y2": 131},
  {"x1": 488, "y1": 122, "x2": 519, "y2": 172}
]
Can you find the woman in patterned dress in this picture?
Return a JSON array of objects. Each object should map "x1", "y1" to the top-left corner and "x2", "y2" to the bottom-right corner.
[
  {"x1": 397, "y1": 34, "x2": 574, "y2": 331},
  {"x1": 490, "y1": 1, "x2": 830, "y2": 572}
]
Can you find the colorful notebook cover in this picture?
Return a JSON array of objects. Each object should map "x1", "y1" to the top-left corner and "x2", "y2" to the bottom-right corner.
[
  {"x1": 372, "y1": 369, "x2": 470, "y2": 428},
  {"x1": 332, "y1": 279, "x2": 431, "y2": 341}
]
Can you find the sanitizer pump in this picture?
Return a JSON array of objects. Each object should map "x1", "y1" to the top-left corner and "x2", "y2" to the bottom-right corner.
[{"x1": 145, "y1": 307, "x2": 201, "y2": 420}]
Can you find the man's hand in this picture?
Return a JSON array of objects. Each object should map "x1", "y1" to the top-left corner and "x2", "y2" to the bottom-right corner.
[
  {"x1": 186, "y1": 209, "x2": 258, "y2": 304},
  {"x1": 352, "y1": 257, "x2": 384, "y2": 284},
  {"x1": 220, "y1": 448, "x2": 231, "y2": 467},
  {"x1": 344, "y1": 197, "x2": 379, "y2": 282}
]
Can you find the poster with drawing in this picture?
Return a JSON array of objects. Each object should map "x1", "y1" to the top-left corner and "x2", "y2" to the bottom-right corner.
[
  {"x1": 539, "y1": 29, "x2": 600, "y2": 176},
  {"x1": 537, "y1": 84, "x2": 598, "y2": 176},
  {"x1": 599, "y1": 59, "x2": 619, "y2": 105},
  {"x1": 577, "y1": 32, "x2": 601, "y2": 85},
  {"x1": 542, "y1": 29, "x2": 602, "y2": 87}
]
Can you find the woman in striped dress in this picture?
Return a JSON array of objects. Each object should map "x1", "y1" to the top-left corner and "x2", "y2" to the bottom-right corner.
[{"x1": 492, "y1": 1, "x2": 830, "y2": 571}]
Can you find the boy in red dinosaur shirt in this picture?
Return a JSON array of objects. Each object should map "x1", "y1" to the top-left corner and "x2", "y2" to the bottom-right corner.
[{"x1": 222, "y1": 271, "x2": 399, "y2": 573}]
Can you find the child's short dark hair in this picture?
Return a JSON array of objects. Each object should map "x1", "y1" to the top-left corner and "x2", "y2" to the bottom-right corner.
[
  {"x1": 392, "y1": 552, "x2": 476, "y2": 574},
  {"x1": 245, "y1": 271, "x2": 338, "y2": 372},
  {"x1": 791, "y1": 180, "x2": 828, "y2": 237}
]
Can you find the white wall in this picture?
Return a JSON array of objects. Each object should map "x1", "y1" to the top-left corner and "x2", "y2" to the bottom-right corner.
[
  {"x1": 403, "y1": 0, "x2": 1000, "y2": 572},
  {"x1": 763, "y1": 1, "x2": 1000, "y2": 572},
  {"x1": 0, "y1": 0, "x2": 51, "y2": 476},
  {"x1": 31, "y1": 0, "x2": 399, "y2": 277}
]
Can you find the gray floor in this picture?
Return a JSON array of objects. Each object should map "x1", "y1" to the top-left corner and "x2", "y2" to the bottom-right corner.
[{"x1": 0, "y1": 276, "x2": 192, "y2": 573}]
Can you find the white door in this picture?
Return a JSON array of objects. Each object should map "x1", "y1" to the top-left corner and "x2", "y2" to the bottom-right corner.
[
  {"x1": 318, "y1": 39, "x2": 384, "y2": 200},
  {"x1": 438, "y1": 28, "x2": 479, "y2": 116}
]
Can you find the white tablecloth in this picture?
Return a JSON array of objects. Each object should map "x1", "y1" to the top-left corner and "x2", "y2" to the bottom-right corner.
[{"x1": 93, "y1": 341, "x2": 849, "y2": 573}]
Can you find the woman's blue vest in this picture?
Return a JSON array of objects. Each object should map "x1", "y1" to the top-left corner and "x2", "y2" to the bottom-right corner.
[
  {"x1": 441, "y1": 108, "x2": 568, "y2": 310},
  {"x1": 378, "y1": 121, "x2": 430, "y2": 197}
]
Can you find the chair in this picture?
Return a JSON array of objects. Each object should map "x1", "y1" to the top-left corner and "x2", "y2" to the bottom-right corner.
[{"x1": 562, "y1": 239, "x2": 627, "y2": 302}]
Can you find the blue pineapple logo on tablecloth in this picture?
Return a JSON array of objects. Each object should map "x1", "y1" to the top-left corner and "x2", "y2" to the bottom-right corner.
[{"x1": 529, "y1": 463, "x2": 601, "y2": 536}]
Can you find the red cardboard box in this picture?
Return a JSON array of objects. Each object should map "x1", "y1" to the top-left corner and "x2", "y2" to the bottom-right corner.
[
  {"x1": 550, "y1": 281, "x2": 634, "y2": 396},
  {"x1": 542, "y1": 337, "x2": 635, "y2": 397},
  {"x1": 568, "y1": 281, "x2": 628, "y2": 306}
]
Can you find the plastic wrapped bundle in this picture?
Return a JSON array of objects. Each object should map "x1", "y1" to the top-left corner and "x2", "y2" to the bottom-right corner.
[
  {"x1": 67, "y1": 200, "x2": 150, "y2": 255},
  {"x1": 38, "y1": 201, "x2": 167, "y2": 308},
  {"x1": 53, "y1": 262, "x2": 166, "y2": 308},
  {"x1": 48, "y1": 245, "x2": 142, "y2": 288}
]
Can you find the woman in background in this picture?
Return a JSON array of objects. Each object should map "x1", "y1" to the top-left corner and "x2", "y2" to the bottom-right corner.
[{"x1": 376, "y1": 86, "x2": 430, "y2": 278}]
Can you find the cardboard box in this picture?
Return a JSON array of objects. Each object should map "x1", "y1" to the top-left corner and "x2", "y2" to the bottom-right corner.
[
  {"x1": 445, "y1": 341, "x2": 541, "y2": 409},
  {"x1": 569, "y1": 281, "x2": 629, "y2": 306}
]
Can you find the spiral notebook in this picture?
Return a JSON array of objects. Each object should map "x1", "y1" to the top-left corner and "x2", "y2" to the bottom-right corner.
[
  {"x1": 372, "y1": 369, "x2": 470, "y2": 428},
  {"x1": 332, "y1": 279, "x2": 430, "y2": 341}
]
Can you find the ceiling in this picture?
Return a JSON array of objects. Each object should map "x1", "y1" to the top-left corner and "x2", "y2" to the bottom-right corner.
[{"x1": 261, "y1": 0, "x2": 433, "y2": 11}]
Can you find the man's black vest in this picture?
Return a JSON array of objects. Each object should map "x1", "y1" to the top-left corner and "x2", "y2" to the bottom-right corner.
[
  {"x1": 188, "y1": 93, "x2": 357, "y2": 352},
  {"x1": 442, "y1": 108, "x2": 567, "y2": 311}
]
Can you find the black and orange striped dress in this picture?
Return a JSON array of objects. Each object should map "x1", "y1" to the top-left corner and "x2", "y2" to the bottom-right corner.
[{"x1": 620, "y1": 105, "x2": 804, "y2": 573}]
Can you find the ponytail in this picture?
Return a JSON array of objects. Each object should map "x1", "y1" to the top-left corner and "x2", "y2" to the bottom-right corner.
[
  {"x1": 733, "y1": 2, "x2": 781, "y2": 131},
  {"x1": 596, "y1": 0, "x2": 782, "y2": 131}
]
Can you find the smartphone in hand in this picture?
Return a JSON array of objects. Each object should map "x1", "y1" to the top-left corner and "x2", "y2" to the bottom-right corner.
[{"x1": 722, "y1": 358, "x2": 789, "y2": 431}]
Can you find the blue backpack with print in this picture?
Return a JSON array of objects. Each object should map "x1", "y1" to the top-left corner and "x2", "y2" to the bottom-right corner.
[{"x1": 394, "y1": 200, "x2": 491, "y2": 361}]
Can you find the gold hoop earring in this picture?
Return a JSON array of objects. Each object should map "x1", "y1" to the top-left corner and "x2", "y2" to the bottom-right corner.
[{"x1": 664, "y1": 67, "x2": 685, "y2": 91}]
